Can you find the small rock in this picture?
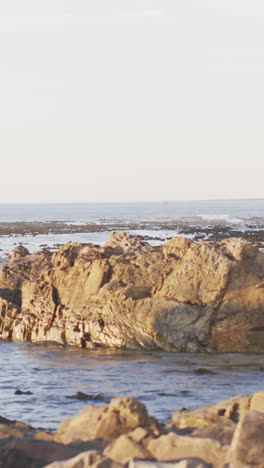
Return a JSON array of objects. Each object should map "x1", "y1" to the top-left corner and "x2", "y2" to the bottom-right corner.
[
  {"x1": 195, "y1": 368, "x2": 217, "y2": 375},
  {"x1": 105, "y1": 232, "x2": 147, "y2": 253},
  {"x1": 66, "y1": 392, "x2": 104, "y2": 401},
  {"x1": 11, "y1": 245, "x2": 30, "y2": 260},
  {"x1": 15, "y1": 390, "x2": 33, "y2": 395}
]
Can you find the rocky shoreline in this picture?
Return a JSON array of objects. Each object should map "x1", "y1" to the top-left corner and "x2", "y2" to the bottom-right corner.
[
  {"x1": 0, "y1": 233, "x2": 264, "y2": 467},
  {"x1": 0, "y1": 220, "x2": 263, "y2": 248},
  {"x1": 1, "y1": 391, "x2": 264, "y2": 467},
  {"x1": 0, "y1": 232, "x2": 263, "y2": 352}
]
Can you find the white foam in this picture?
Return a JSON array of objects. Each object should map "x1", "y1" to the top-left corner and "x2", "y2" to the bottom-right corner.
[{"x1": 197, "y1": 214, "x2": 243, "y2": 224}]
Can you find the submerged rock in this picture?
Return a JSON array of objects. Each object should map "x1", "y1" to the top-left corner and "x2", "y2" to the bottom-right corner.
[
  {"x1": 0, "y1": 233, "x2": 264, "y2": 352},
  {"x1": 65, "y1": 392, "x2": 104, "y2": 401}
]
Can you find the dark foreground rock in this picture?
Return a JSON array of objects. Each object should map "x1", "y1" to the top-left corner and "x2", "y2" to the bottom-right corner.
[
  {"x1": 0, "y1": 232, "x2": 264, "y2": 352},
  {"x1": 0, "y1": 393, "x2": 264, "y2": 468}
]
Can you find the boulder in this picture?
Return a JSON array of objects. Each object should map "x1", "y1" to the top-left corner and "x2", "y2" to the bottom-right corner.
[
  {"x1": 168, "y1": 393, "x2": 264, "y2": 430},
  {"x1": 105, "y1": 232, "x2": 146, "y2": 254},
  {"x1": 0, "y1": 391, "x2": 263, "y2": 468},
  {"x1": 0, "y1": 234, "x2": 263, "y2": 352},
  {"x1": 55, "y1": 398, "x2": 160, "y2": 445},
  {"x1": 147, "y1": 432, "x2": 227, "y2": 467},
  {"x1": 0, "y1": 437, "x2": 83, "y2": 468}
]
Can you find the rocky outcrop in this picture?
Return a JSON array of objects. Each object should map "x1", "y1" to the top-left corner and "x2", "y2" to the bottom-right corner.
[
  {"x1": 0, "y1": 393, "x2": 264, "y2": 468},
  {"x1": 10, "y1": 245, "x2": 30, "y2": 260},
  {"x1": 55, "y1": 397, "x2": 160, "y2": 445},
  {"x1": 0, "y1": 233, "x2": 263, "y2": 352}
]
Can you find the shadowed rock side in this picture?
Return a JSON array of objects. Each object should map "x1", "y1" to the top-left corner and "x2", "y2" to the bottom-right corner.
[
  {"x1": 0, "y1": 392, "x2": 264, "y2": 467},
  {"x1": 0, "y1": 232, "x2": 263, "y2": 352}
]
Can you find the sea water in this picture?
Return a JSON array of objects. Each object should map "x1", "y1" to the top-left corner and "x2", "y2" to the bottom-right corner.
[
  {"x1": 0, "y1": 200, "x2": 263, "y2": 430},
  {"x1": 0, "y1": 199, "x2": 263, "y2": 258},
  {"x1": 0, "y1": 199, "x2": 263, "y2": 223},
  {"x1": 0, "y1": 342, "x2": 264, "y2": 431}
]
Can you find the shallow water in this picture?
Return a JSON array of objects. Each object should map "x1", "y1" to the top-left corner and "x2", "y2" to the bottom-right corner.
[
  {"x1": 0, "y1": 341, "x2": 263, "y2": 431},
  {"x1": 0, "y1": 229, "x2": 184, "y2": 264}
]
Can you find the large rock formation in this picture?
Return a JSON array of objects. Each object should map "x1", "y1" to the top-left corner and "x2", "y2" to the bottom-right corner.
[
  {"x1": 0, "y1": 233, "x2": 263, "y2": 352},
  {"x1": 0, "y1": 392, "x2": 264, "y2": 467}
]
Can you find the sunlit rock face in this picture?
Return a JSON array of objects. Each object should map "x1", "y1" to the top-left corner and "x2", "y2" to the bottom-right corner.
[{"x1": 0, "y1": 232, "x2": 263, "y2": 352}]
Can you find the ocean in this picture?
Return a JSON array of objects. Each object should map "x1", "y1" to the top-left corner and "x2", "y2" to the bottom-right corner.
[
  {"x1": 0, "y1": 200, "x2": 263, "y2": 430},
  {"x1": 0, "y1": 199, "x2": 263, "y2": 260},
  {"x1": 0, "y1": 199, "x2": 263, "y2": 222}
]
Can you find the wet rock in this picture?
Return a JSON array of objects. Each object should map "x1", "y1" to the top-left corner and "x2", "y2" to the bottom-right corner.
[
  {"x1": 66, "y1": 392, "x2": 104, "y2": 401},
  {"x1": 194, "y1": 368, "x2": 217, "y2": 375},
  {"x1": 15, "y1": 389, "x2": 33, "y2": 395}
]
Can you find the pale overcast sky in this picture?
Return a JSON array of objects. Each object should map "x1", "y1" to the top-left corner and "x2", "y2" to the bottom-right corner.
[{"x1": 0, "y1": 0, "x2": 263, "y2": 203}]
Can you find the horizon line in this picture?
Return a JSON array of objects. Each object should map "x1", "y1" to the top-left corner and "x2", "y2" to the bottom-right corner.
[{"x1": 0, "y1": 198, "x2": 263, "y2": 206}]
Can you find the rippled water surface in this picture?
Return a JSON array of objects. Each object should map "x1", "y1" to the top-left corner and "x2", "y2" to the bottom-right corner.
[
  {"x1": 0, "y1": 342, "x2": 263, "y2": 431},
  {"x1": 0, "y1": 200, "x2": 264, "y2": 222}
]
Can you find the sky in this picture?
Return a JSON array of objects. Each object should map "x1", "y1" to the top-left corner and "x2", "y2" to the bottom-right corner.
[{"x1": 0, "y1": 0, "x2": 263, "y2": 203}]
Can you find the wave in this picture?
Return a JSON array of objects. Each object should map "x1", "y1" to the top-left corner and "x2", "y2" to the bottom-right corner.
[{"x1": 197, "y1": 214, "x2": 244, "y2": 224}]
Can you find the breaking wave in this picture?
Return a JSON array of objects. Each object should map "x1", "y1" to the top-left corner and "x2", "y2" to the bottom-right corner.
[{"x1": 197, "y1": 214, "x2": 243, "y2": 224}]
